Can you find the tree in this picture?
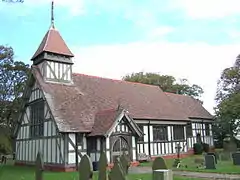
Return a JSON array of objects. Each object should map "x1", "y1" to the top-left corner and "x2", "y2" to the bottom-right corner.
[
  {"x1": 122, "y1": 72, "x2": 204, "y2": 99},
  {"x1": 0, "y1": 45, "x2": 30, "y2": 153},
  {"x1": 214, "y1": 56, "x2": 240, "y2": 146}
]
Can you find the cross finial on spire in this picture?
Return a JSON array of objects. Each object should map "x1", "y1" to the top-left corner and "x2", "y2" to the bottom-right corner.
[{"x1": 51, "y1": 0, "x2": 55, "y2": 29}]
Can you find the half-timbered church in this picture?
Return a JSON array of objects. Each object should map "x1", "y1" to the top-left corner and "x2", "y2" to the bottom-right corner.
[{"x1": 14, "y1": 2, "x2": 214, "y2": 171}]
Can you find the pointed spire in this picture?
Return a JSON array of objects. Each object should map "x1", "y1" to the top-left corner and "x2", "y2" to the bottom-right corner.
[
  {"x1": 51, "y1": 0, "x2": 55, "y2": 29},
  {"x1": 31, "y1": 0, "x2": 74, "y2": 61}
]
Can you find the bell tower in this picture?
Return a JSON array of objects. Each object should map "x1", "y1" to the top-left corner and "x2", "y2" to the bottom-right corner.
[{"x1": 31, "y1": 1, "x2": 74, "y2": 84}]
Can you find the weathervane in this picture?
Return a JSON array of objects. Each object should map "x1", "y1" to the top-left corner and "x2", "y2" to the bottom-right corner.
[{"x1": 51, "y1": 0, "x2": 55, "y2": 29}]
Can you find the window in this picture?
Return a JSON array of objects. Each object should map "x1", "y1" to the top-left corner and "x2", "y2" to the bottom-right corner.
[
  {"x1": 173, "y1": 125, "x2": 184, "y2": 140},
  {"x1": 30, "y1": 101, "x2": 44, "y2": 138},
  {"x1": 205, "y1": 124, "x2": 210, "y2": 136},
  {"x1": 76, "y1": 133, "x2": 83, "y2": 145},
  {"x1": 186, "y1": 123, "x2": 193, "y2": 137},
  {"x1": 138, "y1": 125, "x2": 144, "y2": 142},
  {"x1": 153, "y1": 125, "x2": 168, "y2": 141},
  {"x1": 89, "y1": 138, "x2": 97, "y2": 151}
]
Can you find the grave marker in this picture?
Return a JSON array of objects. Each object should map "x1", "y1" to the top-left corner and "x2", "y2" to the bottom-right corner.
[
  {"x1": 108, "y1": 159, "x2": 126, "y2": 180},
  {"x1": 120, "y1": 153, "x2": 130, "y2": 175},
  {"x1": 232, "y1": 152, "x2": 240, "y2": 166},
  {"x1": 205, "y1": 155, "x2": 216, "y2": 170},
  {"x1": 152, "y1": 157, "x2": 168, "y2": 170},
  {"x1": 79, "y1": 155, "x2": 93, "y2": 180},
  {"x1": 35, "y1": 152, "x2": 44, "y2": 180},
  {"x1": 98, "y1": 152, "x2": 108, "y2": 180},
  {"x1": 207, "y1": 152, "x2": 218, "y2": 164}
]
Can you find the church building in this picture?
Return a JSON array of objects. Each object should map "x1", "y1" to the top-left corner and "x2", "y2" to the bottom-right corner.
[{"x1": 14, "y1": 2, "x2": 214, "y2": 172}]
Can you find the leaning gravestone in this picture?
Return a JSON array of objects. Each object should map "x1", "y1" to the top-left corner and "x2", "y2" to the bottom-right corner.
[
  {"x1": 98, "y1": 152, "x2": 108, "y2": 180},
  {"x1": 108, "y1": 159, "x2": 126, "y2": 180},
  {"x1": 79, "y1": 155, "x2": 93, "y2": 180},
  {"x1": 205, "y1": 155, "x2": 216, "y2": 170},
  {"x1": 35, "y1": 152, "x2": 44, "y2": 180},
  {"x1": 232, "y1": 152, "x2": 240, "y2": 166},
  {"x1": 152, "y1": 157, "x2": 168, "y2": 170}
]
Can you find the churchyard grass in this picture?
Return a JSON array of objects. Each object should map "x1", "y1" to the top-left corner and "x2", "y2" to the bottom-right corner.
[
  {"x1": 140, "y1": 154, "x2": 240, "y2": 174},
  {"x1": 0, "y1": 164, "x2": 202, "y2": 180}
]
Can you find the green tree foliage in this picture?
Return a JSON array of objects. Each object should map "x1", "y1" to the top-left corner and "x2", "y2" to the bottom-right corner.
[
  {"x1": 214, "y1": 56, "x2": 240, "y2": 146},
  {"x1": 123, "y1": 72, "x2": 204, "y2": 99},
  {"x1": 0, "y1": 45, "x2": 30, "y2": 153}
]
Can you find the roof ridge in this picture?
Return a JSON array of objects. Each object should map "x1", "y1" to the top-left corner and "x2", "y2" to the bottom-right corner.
[
  {"x1": 72, "y1": 72, "x2": 163, "y2": 89},
  {"x1": 43, "y1": 28, "x2": 52, "y2": 51}
]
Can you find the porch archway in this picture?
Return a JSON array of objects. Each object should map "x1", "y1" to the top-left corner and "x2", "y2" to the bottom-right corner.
[{"x1": 112, "y1": 136, "x2": 130, "y2": 162}]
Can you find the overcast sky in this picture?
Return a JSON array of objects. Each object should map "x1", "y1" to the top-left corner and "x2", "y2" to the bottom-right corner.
[{"x1": 1, "y1": 0, "x2": 240, "y2": 114}]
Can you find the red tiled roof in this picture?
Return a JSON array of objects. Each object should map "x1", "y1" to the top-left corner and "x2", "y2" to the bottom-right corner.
[
  {"x1": 31, "y1": 28, "x2": 74, "y2": 60},
  {"x1": 89, "y1": 108, "x2": 120, "y2": 136},
  {"x1": 32, "y1": 67, "x2": 191, "y2": 132},
  {"x1": 165, "y1": 92, "x2": 213, "y2": 120}
]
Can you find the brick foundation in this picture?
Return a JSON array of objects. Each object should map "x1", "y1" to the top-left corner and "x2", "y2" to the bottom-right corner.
[
  {"x1": 14, "y1": 149, "x2": 196, "y2": 172},
  {"x1": 15, "y1": 161, "x2": 76, "y2": 172}
]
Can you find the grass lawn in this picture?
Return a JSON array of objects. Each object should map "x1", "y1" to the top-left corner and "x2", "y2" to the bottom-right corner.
[
  {"x1": 0, "y1": 164, "x2": 202, "y2": 180},
  {"x1": 140, "y1": 154, "x2": 240, "y2": 174}
]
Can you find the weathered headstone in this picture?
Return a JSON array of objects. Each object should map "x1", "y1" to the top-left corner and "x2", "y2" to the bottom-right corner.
[
  {"x1": 79, "y1": 155, "x2": 93, "y2": 180},
  {"x1": 119, "y1": 153, "x2": 130, "y2": 175},
  {"x1": 98, "y1": 152, "x2": 108, "y2": 180},
  {"x1": 220, "y1": 152, "x2": 231, "y2": 161},
  {"x1": 35, "y1": 152, "x2": 44, "y2": 180},
  {"x1": 207, "y1": 152, "x2": 218, "y2": 164},
  {"x1": 152, "y1": 157, "x2": 168, "y2": 170},
  {"x1": 205, "y1": 155, "x2": 216, "y2": 170},
  {"x1": 232, "y1": 152, "x2": 240, "y2": 166},
  {"x1": 108, "y1": 159, "x2": 126, "y2": 180}
]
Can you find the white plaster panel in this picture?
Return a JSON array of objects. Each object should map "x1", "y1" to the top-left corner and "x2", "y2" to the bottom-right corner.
[
  {"x1": 167, "y1": 126, "x2": 171, "y2": 141},
  {"x1": 83, "y1": 136, "x2": 87, "y2": 149},
  {"x1": 161, "y1": 143, "x2": 165, "y2": 155},
  {"x1": 106, "y1": 137, "x2": 110, "y2": 149},
  {"x1": 132, "y1": 136, "x2": 136, "y2": 148},
  {"x1": 97, "y1": 138, "x2": 101, "y2": 151},
  {"x1": 149, "y1": 126, "x2": 153, "y2": 142},
  {"x1": 132, "y1": 149, "x2": 136, "y2": 160},
  {"x1": 68, "y1": 152, "x2": 76, "y2": 164}
]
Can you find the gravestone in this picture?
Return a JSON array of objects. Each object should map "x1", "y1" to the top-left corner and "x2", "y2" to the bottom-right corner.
[
  {"x1": 35, "y1": 152, "x2": 44, "y2": 180},
  {"x1": 108, "y1": 159, "x2": 126, "y2": 180},
  {"x1": 205, "y1": 155, "x2": 216, "y2": 170},
  {"x1": 98, "y1": 152, "x2": 108, "y2": 180},
  {"x1": 153, "y1": 169, "x2": 173, "y2": 180},
  {"x1": 79, "y1": 155, "x2": 93, "y2": 180},
  {"x1": 207, "y1": 152, "x2": 218, "y2": 164},
  {"x1": 232, "y1": 152, "x2": 240, "y2": 166},
  {"x1": 220, "y1": 152, "x2": 231, "y2": 161},
  {"x1": 120, "y1": 153, "x2": 130, "y2": 175},
  {"x1": 152, "y1": 157, "x2": 168, "y2": 170}
]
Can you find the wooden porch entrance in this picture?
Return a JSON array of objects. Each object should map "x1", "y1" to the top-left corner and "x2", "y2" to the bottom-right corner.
[{"x1": 111, "y1": 136, "x2": 130, "y2": 162}]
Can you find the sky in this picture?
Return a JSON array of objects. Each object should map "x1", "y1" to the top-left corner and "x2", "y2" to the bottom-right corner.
[{"x1": 1, "y1": 0, "x2": 240, "y2": 114}]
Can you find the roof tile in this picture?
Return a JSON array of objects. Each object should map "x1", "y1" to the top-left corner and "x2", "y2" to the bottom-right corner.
[{"x1": 31, "y1": 28, "x2": 74, "y2": 60}]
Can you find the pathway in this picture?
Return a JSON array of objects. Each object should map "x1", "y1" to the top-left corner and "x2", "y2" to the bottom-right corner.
[{"x1": 129, "y1": 166, "x2": 240, "y2": 180}]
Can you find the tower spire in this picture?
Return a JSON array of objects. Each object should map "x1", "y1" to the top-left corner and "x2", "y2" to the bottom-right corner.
[{"x1": 51, "y1": 0, "x2": 55, "y2": 29}]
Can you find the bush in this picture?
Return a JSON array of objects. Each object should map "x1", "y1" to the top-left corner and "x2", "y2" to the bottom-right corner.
[
  {"x1": 202, "y1": 143, "x2": 210, "y2": 153},
  {"x1": 193, "y1": 143, "x2": 203, "y2": 154}
]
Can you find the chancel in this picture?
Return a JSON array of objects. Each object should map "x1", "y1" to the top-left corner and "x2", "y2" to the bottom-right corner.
[{"x1": 13, "y1": 1, "x2": 214, "y2": 171}]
